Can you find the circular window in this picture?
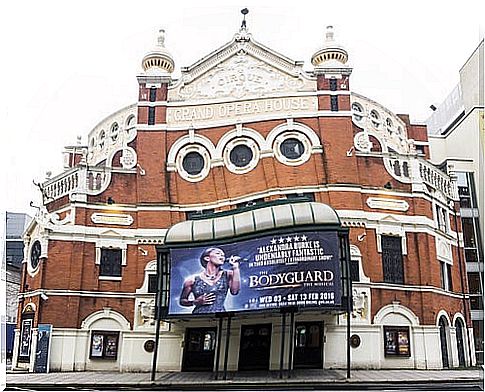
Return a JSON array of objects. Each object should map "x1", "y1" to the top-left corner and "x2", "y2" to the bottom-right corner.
[
  {"x1": 352, "y1": 103, "x2": 364, "y2": 122},
  {"x1": 30, "y1": 240, "x2": 41, "y2": 270},
  {"x1": 110, "y1": 122, "x2": 119, "y2": 142},
  {"x1": 370, "y1": 110, "x2": 380, "y2": 128},
  {"x1": 177, "y1": 144, "x2": 211, "y2": 182},
  {"x1": 126, "y1": 115, "x2": 135, "y2": 129},
  {"x1": 274, "y1": 132, "x2": 311, "y2": 166},
  {"x1": 386, "y1": 118, "x2": 393, "y2": 132},
  {"x1": 99, "y1": 130, "x2": 106, "y2": 149},
  {"x1": 182, "y1": 151, "x2": 204, "y2": 175},
  {"x1": 223, "y1": 137, "x2": 259, "y2": 174},
  {"x1": 229, "y1": 145, "x2": 253, "y2": 168},
  {"x1": 280, "y1": 138, "x2": 305, "y2": 160}
]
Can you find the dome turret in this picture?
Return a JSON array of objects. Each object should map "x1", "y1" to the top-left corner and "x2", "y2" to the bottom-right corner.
[
  {"x1": 141, "y1": 29, "x2": 175, "y2": 75},
  {"x1": 311, "y1": 26, "x2": 348, "y2": 67}
]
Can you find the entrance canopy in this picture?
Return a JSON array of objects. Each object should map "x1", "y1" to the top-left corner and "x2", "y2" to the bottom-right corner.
[{"x1": 164, "y1": 201, "x2": 341, "y2": 244}]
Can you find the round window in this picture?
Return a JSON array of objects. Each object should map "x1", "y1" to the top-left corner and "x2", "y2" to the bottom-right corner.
[
  {"x1": 30, "y1": 240, "x2": 41, "y2": 270},
  {"x1": 280, "y1": 138, "x2": 305, "y2": 160},
  {"x1": 229, "y1": 145, "x2": 253, "y2": 168},
  {"x1": 110, "y1": 122, "x2": 119, "y2": 142},
  {"x1": 182, "y1": 151, "x2": 205, "y2": 175}
]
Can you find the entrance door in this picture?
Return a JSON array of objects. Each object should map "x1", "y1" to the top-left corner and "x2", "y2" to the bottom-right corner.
[
  {"x1": 238, "y1": 324, "x2": 272, "y2": 371},
  {"x1": 456, "y1": 319, "x2": 466, "y2": 367},
  {"x1": 439, "y1": 317, "x2": 449, "y2": 368},
  {"x1": 182, "y1": 327, "x2": 217, "y2": 371},
  {"x1": 294, "y1": 322, "x2": 323, "y2": 369}
]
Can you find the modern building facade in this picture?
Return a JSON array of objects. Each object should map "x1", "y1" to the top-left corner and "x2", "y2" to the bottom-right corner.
[
  {"x1": 13, "y1": 24, "x2": 476, "y2": 373},
  {"x1": 427, "y1": 39, "x2": 484, "y2": 364}
]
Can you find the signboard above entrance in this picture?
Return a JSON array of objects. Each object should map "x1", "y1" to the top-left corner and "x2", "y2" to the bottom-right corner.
[{"x1": 168, "y1": 231, "x2": 342, "y2": 316}]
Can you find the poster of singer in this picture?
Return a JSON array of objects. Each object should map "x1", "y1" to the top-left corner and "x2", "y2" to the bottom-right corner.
[{"x1": 168, "y1": 231, "x2": 341, "y2": 316}]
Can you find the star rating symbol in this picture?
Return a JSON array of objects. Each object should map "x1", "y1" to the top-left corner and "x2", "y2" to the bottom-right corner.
[
  {"x1": 278, "y1": 237, "x2": 285, "y2": 244},
  {"x1": 285, "y1": 236, "x2": 292, "y2": 243},
  {"x1": 301, "y1": 235, "x2": 307, "y2": 241},
  {"x1": 270, "y1": 238, "x2": 277, "y2": 245},
  {"x1": 293, "y1": 235, "x2": 300, "y2": 242}
]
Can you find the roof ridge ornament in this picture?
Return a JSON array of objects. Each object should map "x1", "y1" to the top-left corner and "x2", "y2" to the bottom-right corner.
[
  {"x1": 240, "y1": 8, "x2": 249, "y2": 32},
  {"x1": 157, "y1": 29, "x2": 166, "y2": 47}
]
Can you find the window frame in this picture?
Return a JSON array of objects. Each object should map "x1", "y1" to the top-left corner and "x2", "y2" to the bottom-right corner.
[
  {"x1": 99, "y1": 248, "x2": 123, "y2": 278},
  {"x1": 383, "y1": 326, "x2": 411, "y2": 357},
  {"x1": 89, "y1": 331, "x2": 120, "y2": 360},
  {"x1": 381, "y1": 235, "x2": 404, "y2": 284}
]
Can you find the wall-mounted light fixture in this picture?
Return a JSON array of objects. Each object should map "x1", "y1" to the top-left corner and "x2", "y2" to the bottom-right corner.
[
  {"x1": 357, "y1": 232, "x2": 367, "y2": 242},
  {"x1": 384, "y1": 181, "x2": 393, "y2": 190},
  {"x1": 137, "y1": 164, "x2": 146, "y2": 176},
  {"x1": 346, "y1": 146, "x2": 354, "y2": 157},
  {"x1": 138, "y1": 247, "x2": 148, "y2": 256},
  {"x1": 107, "y1": 197, "x2": 115, "y2": 205}
]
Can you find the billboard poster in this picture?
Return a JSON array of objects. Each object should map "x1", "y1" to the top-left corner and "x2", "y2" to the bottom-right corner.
[
  {"x1": 19, "y1": 319, "x2": 33, "y2": 357},
  {"x1": 34, "y1": 324, "x2": 52, "y2": 373},
  {"x1": 169, "y1": 231, "x2": 341, "y2": 316}
]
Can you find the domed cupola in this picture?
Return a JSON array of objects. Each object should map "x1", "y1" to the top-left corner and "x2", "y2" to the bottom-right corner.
[
  {"x1": 311, "y1": 25, "x2": 349, "y2": 68},
  {"x1": 141, "y1": 29, "x2": 175, "y2": 75}
]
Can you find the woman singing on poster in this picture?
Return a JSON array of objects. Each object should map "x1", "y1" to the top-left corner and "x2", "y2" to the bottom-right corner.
[{"x1": 179, "y1": 247, "x2": 241, "y2": 314}]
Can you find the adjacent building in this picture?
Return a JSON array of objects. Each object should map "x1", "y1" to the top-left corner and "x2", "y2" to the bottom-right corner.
[
  {"x1": 427, "y1": 39, "x2": 484, "y2": 364},
  {"x1": 5, "y1": 212, "x2": 31, "y2": 357},
  {"x1": 13, "y1": 24, "x2": 476, "y2": 373}
]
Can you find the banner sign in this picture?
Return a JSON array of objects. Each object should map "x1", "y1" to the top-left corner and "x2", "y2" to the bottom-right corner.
[
  {"x1": 34, "y1": 324, "x2": 52, "y2": 373},
  {"x1": 168, "y1": 231, "x2": 341, "y2": 316}
]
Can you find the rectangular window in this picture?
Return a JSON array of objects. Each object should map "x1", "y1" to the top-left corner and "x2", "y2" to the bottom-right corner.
[
  {"x1": 330, "y1": 95, "x2": 338, "y2": 111},
  {"x1": 384, "y1": 326, "x2": 411, "y2": 356},
  {"x1": 470, "y1": 295, "x2": 483, "y2": 310},
  {"x1": 329, "y1": 79, "x2": 337, "y2": 91},
  {"x1": 435, "y1": 205, "x2": 448, "y2": 232},
  {"x1": 149, "y1": 87, "x2": 157, "y2": 102},
  {"x1": 286, "y1": 193, "x2": 315, "y2": 202},
  {"x1": 100, "y1": 249, "x2": 122, "y2": 277},
  {"x1": 236, "y1": 198, "x2": 265, "y2": 209},
  {"x1": 186, "y1": 209, "x2": 215, "y2": 220},
  {"x1": 148, "y1": 107, "x2": 155, "y2": 125},
  {"x1": 6, "y1": 241, "x2": 24, "y2": 265},
  {"x1": 148, "y1": 274, "x2": 158, "y2": 293},
  {"x1": 382, "y1": 235, "x2": 404, "y2": 284},
  {"x1": 457, "y1": 172, "x2": 478, "y2": 209},
  {"x1": 440, "y1": 261, "x2": 453, "y2": 291},
  {"x1": 467, "y1": 272, "x2": 482, "y2": 294},
  {"x1": 350, "y1": 259, "x2": 360, "y2": 282},
  {"x1": 160, "y1": 252, "x2": 170, "y2": 307},
  {"x1": 90, "y1": 331, "x2": 120, "y2": 360}
]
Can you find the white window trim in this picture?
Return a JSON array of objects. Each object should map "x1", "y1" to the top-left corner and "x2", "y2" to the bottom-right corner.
[
  {"x1": 223, "y1": 137, "x2": 260, "y2": 174},
  {"x1": 176, "y1": 144, "x2": 211, "y2": 182}
]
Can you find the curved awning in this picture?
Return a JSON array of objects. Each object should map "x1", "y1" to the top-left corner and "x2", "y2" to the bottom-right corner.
[{"x1": 164, "y1": 201, "x2": 340, "y2": 244}]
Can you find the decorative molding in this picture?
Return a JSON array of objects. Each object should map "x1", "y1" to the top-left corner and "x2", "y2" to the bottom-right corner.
[
  {"x1": 373, "y1": 303, "x2": 420, "y2": 326},
  {"x1": 436, "y1": 236, "x2": 453, "y2": 264},
  {"x1": 91, "y1": 213, "x2": 134, "y2": 226},
  {"x1": 366, "y1": 197, "x2": 409, "y2": 212}
]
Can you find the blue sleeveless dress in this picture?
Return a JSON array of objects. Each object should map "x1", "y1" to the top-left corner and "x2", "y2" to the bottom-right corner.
[{"x1": 192, "y1": 271, "x2": 229, "y2": 314}]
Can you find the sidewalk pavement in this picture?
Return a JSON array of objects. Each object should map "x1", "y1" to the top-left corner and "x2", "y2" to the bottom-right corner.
[{"x1": 6, "y1": 368, "x2": 484, "y2": 390}]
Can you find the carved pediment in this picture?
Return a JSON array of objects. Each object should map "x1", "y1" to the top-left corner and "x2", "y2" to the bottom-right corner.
[{"x1": 169, "y1": 32, "x2": 314, "y2": 102}]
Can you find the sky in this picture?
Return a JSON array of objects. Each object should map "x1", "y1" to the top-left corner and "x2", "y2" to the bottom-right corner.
[{"x1": 1, "y1": 0, "x2": 483, "y2": 217}]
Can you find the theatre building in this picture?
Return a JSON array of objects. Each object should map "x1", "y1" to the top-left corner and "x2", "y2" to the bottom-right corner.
[{"x1": 14, "y1": 24, "x2": 476, "y2": 373}]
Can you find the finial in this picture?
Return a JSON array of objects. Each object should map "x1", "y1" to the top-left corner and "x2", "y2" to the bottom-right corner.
[
  {"x1": 325, "y1": 25, "x2": 334, "y2": 42},
  {"x1": 157, "y1": 29, "x2": 165, "y2": 47},
  {"x1": 240, "y1": 8, "x2": 249, "y2": 30}
]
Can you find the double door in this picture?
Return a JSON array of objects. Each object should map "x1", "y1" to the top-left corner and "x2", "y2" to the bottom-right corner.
[
  {"x1": 238, "y1": 324, "x2": 272, "y2": 371},
  {"x1": 294, "y1": 321, "x2": 323, "y2": 369},
  {"x1": 182, "y1": 327, "x2": 217, "y2": 372}
]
